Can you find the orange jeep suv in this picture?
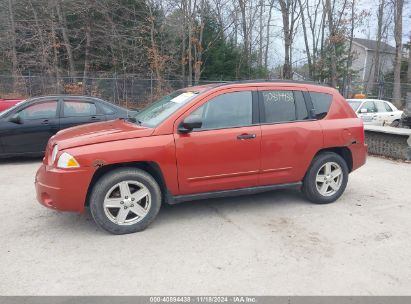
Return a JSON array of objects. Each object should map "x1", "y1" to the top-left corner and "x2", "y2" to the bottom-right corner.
[{"x1": 35, "y1": 81, "x2": 367, "y2": 234}]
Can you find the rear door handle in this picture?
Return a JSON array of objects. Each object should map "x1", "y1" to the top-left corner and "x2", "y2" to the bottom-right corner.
[
  {"x1": 91, "y1": 116, "x2": 101, "y2": 121},
  {"x1": 41, "y1": 119, "x2": 49, "y2": 125},
  {"x1": 237, "y1": 133, "x2": 256, "y2": 140}
]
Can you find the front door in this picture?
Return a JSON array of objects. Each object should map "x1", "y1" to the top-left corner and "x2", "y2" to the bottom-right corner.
[
  {"x1": 174, "y1": 90, "x2": 261, "y2": 195},
  {"x1": 0, "y1": 99, "x2": 60, "y2": 154},
  {"x1": 358, "y1": 100, "x2": 378, "y2": 125}
]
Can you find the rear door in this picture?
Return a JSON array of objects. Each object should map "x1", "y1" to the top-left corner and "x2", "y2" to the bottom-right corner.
[
  {"x1": 0, "y1": 99, "x2": 60, "y2": 154},
  {"x1": 97, "y1": 102, "x2": 119, "y2": 121},
  {"x1": 174, "y1": 89, "x2": 261, "y2": 195},
  {"x1": 59, "y1": 98, "x2": 104, "y2": 130},
  {"x1": 258, "y1": 87, "x2": 323, "y2": 186},
  {"x1": 373, "y1": 100, "x2": 392, "y2": 125}
]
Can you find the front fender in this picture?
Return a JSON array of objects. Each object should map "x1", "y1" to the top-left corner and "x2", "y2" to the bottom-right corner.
[{"x1": 64, "y1": 134, "x2": 179, "y2": 195}]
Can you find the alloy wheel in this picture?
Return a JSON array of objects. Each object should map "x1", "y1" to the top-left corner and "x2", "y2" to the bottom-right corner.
[
  {"x1": 315, "y1": 162, "x2": 343, "y2": 197},
  {"x1": 103, "y1": 180, "x2": 151, "y2": 225}
]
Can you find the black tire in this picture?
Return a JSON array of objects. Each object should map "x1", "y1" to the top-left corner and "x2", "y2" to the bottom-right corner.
[
  {"x1": 302, "y1": 152, "x2": 349, "y2": 204},
  {"x1": 390, "y1": 120, "x2": 400, "y2": 127},
  {"x1": 89, "y1": 168, "x2": 161, "y2": 234}
]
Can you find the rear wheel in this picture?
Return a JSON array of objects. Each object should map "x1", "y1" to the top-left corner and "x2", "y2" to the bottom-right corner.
[
  {"x1": 302, "y1": 152, "x2": 348, "y2": 204},
  {"x1": 89, "y1": 168, "x2": 161, "y2": 234},
  {"x1": 390, "y1": 120, "x2": 400, "y2": 127}
]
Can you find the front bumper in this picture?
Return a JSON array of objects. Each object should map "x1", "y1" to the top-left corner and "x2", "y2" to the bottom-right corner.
[{"x1": 35, "y1": 164, "x2": 94, "y2": 212}]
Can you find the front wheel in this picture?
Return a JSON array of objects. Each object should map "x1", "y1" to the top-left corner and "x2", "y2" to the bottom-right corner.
[
  {"x1": 89, "y1": 168, "x2": 162, "y2": 234},
  {"x1": 302, "y1": 152, "x2": 349, "y2": 204}
]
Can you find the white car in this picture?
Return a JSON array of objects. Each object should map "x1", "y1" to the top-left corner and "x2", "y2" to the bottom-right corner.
[{"x1": 346, "y1": 98, "x2": 403, "y2": 126}]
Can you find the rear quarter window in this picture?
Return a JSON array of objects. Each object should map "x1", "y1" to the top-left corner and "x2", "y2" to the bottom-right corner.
[
  {"x1": 309, "y1": 92, "x2": 332, "y2": 119},
  {"x1": 100, "y1": 103, "x2": 116, "y2": 114}
]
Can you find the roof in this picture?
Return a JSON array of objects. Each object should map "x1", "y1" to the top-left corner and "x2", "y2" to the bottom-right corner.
[
  {"x1": 352, "y1": 38, "x2": 396, "y2": 54},
  {"x1": 28, "y1": 95, "x2": 104, "y2": 100},
  {"x1": 185, "y1": 80, "x2": 337, "y2": 97},
  {"x1": 186, "y1": 80, "x2": 331, "y2": 94}
]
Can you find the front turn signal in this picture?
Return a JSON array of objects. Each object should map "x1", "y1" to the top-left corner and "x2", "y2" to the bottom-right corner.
[{"x1": 57, "y1": 152, "x2": 80, "y2": 169}]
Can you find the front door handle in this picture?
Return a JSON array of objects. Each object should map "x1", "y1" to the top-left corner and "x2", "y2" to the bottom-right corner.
[
  {"x1": 41, "y1": 119, "x2": 49, "y2": 125},
  {"x1": 91, "y1": 116, "x2": 101, "y2": 121},
  {"x1": 237, "y1": 133, "x2": 256, "y2": 140}
]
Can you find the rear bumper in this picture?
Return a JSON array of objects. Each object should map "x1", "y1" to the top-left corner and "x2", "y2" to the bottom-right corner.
[
  {"x1": 350, "y1": 143, "x2": 368, "y2": 171},
  {"x1": 35, "y1": 164, "x2": 94, "y2": 212}
]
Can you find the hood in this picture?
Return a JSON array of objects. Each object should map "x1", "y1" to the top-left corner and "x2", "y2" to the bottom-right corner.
[{"x1": 51, "y1": 119, "x2": 154, "y2": 150}]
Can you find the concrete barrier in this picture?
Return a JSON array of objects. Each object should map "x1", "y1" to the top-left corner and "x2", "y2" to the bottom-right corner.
[{"x1": 364, "y1": 125, "x2": 411, "y2": 161}]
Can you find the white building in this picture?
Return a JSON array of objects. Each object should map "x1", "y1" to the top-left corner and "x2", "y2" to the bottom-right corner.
[{"x1": 350, "y1": 38, "x2": 396, "y2": 88}]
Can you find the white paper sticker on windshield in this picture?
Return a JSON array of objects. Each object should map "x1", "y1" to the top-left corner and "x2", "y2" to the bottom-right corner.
[{"x1": 171, "y1": 92, "x2": 195, "y2": 104}]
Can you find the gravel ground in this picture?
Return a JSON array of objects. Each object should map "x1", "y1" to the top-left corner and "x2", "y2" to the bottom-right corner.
[{"x1": 0, "y1": 156, "x2": 410, "y2": 295}]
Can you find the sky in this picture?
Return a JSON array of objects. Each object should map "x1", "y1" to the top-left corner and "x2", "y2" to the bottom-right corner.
[{"x1": 267, "y1": 0, "x2": 411, "y2": 68}]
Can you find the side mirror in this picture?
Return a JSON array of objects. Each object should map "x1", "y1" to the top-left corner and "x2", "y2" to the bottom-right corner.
[
  {"x1": 360, "y1": 108, "x2": 368, "y2": 113},
  {"x1": 9, "y1": 113, "x2": 22, "y2": 124},
  {"x1": 178, "y1": 116, "x2": 202, "y2": 133}
]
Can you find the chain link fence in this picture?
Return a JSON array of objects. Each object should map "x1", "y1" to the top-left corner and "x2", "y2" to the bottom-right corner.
[
  {"x1": 344, "y1": 81, "x2": 411, "y2": 106},
  {"x1": 1, "y1": 74, "x2": 410, "y2": 109},
  {"x1": 0, "y1": 75, "x2": 223, "y2": 109}
]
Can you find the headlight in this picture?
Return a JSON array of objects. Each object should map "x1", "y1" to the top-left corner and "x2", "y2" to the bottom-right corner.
[
  {"x1": 57, "y1": 152, "x2": 80, "y2": 168},
  {"x1": 51, "y1": 145, "x2": 59, "y2": 164}
]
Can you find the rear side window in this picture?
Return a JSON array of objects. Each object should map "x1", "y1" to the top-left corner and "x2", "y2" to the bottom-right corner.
[
  {"x1": 100, "y1": 103, "x2": 116, "y2": 114},
  {"x1": 260, "y1": 90, "x2": 308, "y2": 123},
  {"x1": 375, "y1": 101, "x2": 387, "y2": 112},
  {"x1": 63, "y1": 100, "x2": 97, "y2": 117},
  {"x1": 309, "y1": 92, "x2": 332, "y2": 119},
  {"x1": 384, "y1": 102, "x2": 393, "y2": 112}
]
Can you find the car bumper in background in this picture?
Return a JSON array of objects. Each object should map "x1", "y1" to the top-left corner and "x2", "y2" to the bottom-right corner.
[{"x1": 35, "y1": 164, "x2": 94, "y2": 212}]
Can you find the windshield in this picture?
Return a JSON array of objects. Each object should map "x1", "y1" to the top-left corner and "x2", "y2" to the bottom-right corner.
[
  {"x1": 135, "y1": 90, "x2": 199, "y2": 127},
  {"x1": 347, "y1": 100, "x2": 362, "y2": 111},
  {"x1": 0, "y1": 100, "x2": 27, "y2": 118}
]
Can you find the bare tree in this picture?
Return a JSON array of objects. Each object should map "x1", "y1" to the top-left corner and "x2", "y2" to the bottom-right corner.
[
  {"x1": 392, "y1": 0, "x2": 404, "y2": 108},
  {"x1": 7, "y1": 0, "x2": 19, "y2": 90},
  {"x1": 278, "y1": 0, "x2": 300, "y2": 79},
  {"x1": 372, "y1": 0, "x2": 385, "y2": 87},
  {"x1": 408, "y1": 36, "x2": 411, "y2": 83},
  {"x1": 238, "y1": 0, "x2": 250, "y2": 68},
  {"x1": 49, "y1": 2, "x2": 61, "y2": 92},
  {"x1": 56, "y1": 1, "x2": 76, "y2": 78},
  {"x1": 193, "y1": 0, "x2": 206, "y2": 83},
  {"x1": 342, "y1": 0, "x2": 355, "y2": 96},
  {"x1": 264, "y1": 0, "x2": 276, "y2": 70},
  {"x1": 258, "y1": 0, "x2": 264, "y2": 68},
  {"x1": 298, "y1": 0, "x2": 312, "y2": 78},
  {"x1": 325, "y1": 0, "x2": 337, "y2": 87}
]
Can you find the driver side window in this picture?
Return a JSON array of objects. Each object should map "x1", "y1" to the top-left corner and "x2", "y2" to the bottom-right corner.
[
  {"x1": 18, "y1": 101, "x2": 58, "y2": 120},
  {"x1": 188, "y1": 91, "x2": 253, "y2": 130}
]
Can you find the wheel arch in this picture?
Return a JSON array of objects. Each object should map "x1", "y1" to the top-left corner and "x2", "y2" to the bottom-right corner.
[
  {"x1": 85, "y1": 161, "x2": 168, "y2": 207},
  {"x1": 313, "y1": 146, "x2": 353, "y2": 172}
]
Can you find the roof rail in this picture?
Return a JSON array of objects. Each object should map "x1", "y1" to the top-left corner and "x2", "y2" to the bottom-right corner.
[{"x1": 214, "y1": 79, "x2": 331, "y2": 87}]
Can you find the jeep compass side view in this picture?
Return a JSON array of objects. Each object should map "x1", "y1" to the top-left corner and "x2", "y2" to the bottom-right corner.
[{"x1": 35, "y1": 81, "x2": 367, "y2": 234}]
